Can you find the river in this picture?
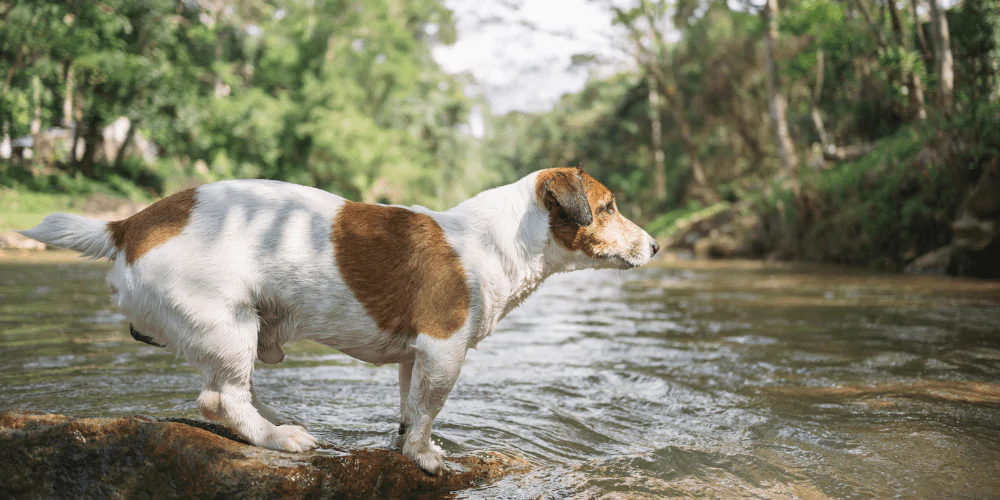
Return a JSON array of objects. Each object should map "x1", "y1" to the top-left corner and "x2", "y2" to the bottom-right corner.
[{"x1": 2, "y1": 255, "x2": 1000, "y2": 498}]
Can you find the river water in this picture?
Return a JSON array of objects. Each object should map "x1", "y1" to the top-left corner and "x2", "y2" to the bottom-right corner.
[{"x1": 2, "y1": 256, "x2": 1000, "y2": 498}]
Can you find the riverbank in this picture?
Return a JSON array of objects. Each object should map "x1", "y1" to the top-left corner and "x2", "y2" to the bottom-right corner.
[
  {"x1": 652, "y1": 127, "x2": 1000, "y2": 279},
  {"x1": 6, "y1": 138, "x2": 998, "y2": 279},
  {"x1": 0, "y1": 411, "x2": 526, "y2": 498}
]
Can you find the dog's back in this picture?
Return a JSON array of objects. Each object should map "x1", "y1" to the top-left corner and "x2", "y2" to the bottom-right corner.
[{"x1": 23, "y1": 180, "x2": 407, "y2": 362}]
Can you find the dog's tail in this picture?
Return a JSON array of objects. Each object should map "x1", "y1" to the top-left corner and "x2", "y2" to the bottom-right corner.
[{"x1": 19, "y1": 213, "x2": 118, "y2": 260}]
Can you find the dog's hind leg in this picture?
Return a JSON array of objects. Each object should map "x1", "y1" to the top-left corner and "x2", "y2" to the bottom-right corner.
[
  {"x1": 193, "y1": 310, "x2": 316, "y2": 452},
  {"x1": 395, "y1": 360, "x2": 414, "y2": 448}
]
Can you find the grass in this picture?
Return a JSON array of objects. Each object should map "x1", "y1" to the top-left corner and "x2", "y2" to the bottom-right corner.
[
  {"x1": 0, "y1": 156, "x2": 195, "y2": 233},
  {"x1": 0, "y1": 190, "x2": 90, "y2": 232}
]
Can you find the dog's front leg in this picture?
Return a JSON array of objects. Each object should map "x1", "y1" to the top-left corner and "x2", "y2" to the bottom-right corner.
[{"x1": 401, "y1": 335, "x2": 467, "y2": 475}]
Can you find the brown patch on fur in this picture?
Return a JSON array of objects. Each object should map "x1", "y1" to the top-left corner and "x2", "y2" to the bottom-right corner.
[
  {"x1": 535, "y1": 168, "x2": 619, "y2": 257},
  {"x1": 332, "y1": 201, "x2": 469, "y2": 339},
  {"x1": 535, "y1": 167, "x2": 593, "y2": 227},
  {"x1": 107, "y1": 188, "x2": 197, "y2": 264}
]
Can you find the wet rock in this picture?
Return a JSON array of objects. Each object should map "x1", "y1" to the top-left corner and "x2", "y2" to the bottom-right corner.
[{"x1": 0, "y1": 411, "x2": 527, "y2": 499}]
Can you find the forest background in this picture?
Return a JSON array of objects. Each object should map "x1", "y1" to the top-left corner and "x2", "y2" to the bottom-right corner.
[{"x1": 1, "y1": 0, "x2": 998, "y2": 275}]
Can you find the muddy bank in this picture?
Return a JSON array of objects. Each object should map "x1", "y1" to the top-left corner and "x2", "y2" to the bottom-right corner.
[{"x1": 0, "y1": 411, "x2": 526, "y2": 499}]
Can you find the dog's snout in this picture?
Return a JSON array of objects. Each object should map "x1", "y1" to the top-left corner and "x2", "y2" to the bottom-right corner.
[{"x1": 650, "y1": 240, "x2": 660, "y2": 256}]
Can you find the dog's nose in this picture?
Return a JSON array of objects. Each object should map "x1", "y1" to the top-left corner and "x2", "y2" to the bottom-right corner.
[{"x1": 651, "y1": 241, "x2": 660, "y2": 256}]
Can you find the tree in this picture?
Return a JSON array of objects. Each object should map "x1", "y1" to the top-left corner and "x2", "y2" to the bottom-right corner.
[
  {"x1": 763, "y1": 0, "x2": 798, "y2": 175},
  {"x1": 612, "y1": 0, "x2": 711, "y2": 203},
  {"x1": 928, "y1": 0, "x2": 955, "y2": 113}
]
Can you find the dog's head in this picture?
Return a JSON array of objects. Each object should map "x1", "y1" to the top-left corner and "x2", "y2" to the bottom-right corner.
[{"x1": 535, "y1": 166, "x2": 659, "y2": 270}]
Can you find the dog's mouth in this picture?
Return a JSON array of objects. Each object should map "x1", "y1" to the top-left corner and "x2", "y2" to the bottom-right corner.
[{"x1": 604, "y1": 254, "x2": 640, "y2": 270}]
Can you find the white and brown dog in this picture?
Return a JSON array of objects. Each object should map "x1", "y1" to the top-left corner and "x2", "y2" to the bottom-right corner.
[{"x1": 21, "y1": 167, "x2": 658, "y2": 474}]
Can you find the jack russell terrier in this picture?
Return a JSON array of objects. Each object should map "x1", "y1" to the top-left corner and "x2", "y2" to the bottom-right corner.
[{"x1": 21, "y1": 167, "x2": 659, "y2": 474}]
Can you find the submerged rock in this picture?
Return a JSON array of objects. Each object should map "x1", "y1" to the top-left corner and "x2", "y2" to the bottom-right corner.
[{"x1": 0, "y1": 411, "x2": 527, "y2": 499}]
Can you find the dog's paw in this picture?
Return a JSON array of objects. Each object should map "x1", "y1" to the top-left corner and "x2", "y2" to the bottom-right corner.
[
  {"x1": 266, "y1": 424, "x2": 318, "y2": 453},
  {"x1": 404, "y1": 441, "x2": 445, "y2": 475}
]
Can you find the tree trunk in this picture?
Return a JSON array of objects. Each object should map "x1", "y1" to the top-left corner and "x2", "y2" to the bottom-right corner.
[
  {"x1": 811, "y1": 50, "x2": 878, "y2": 162},
  {"x1": 1, "y1": 122, "x2": 9, "y2": 160},
  {"x1": 63, "y1": 66, "x2": 74, "y2": 129},
  {"x1": 70, "y1": 120, "x2": 81, "y2": 163},
  {"x1": 763, "y1": 0, "x2": 799, "y2": 174},
  {"x1": 928, "y1": 0, "x2": 955, "y2": 113},
  {"x1": 1, "y1": 38, "x2": 23, "y2": 97},
  {"x1": 213, "y1": 7, "x2": 227, "y2": 98},
  {"x1": 649, "y1": 75, "x2": 709, "y2": 189},
  {"x1": 646, "y1": 73, "x2": 667, "y2": 201},
  {"x1": 30, "y1": 76, "x2": 41, "y2": 135},
  {"x1": 731, "y1": 103, "x2": 766, "y2": 164},
  {"x1": 114, "y1": 119, "x2": 138, "y2": 169},
  {"x1": 853, "y1": 0, "x2": 888, "y2": 49},
  {"x1": 667, "y1": 96, "x2": 708, "y2": 187},
  {"x1": 887, "y1": 0, "x2": 927, "y2": 120},
  {"x1": 810, "y1": 51, "x2": 832, "y2": 149},
  {"x1": 887, "y1": 0, "x2": 905, "y2": 45},
  {"x1": 909, "y1": 72, "x2": 928, "y2": 120},
  {"x1": 70, "y1": 92, "x2": 83, "y2": 163},
  {"x1": 911, "y1": 0, "x2": 933, "y2": 63},
  {"x1": 78, "y1": 114, "x2": 102, "y2": 177}
]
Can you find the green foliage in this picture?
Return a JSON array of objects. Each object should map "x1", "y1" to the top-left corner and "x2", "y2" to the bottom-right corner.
[
  {"x1": 3, "y1": 0, "x2": 997, "y2": 272},
  {"x1": 646, "y1": 201, "x2": 731, "y2": 241},
  {"x1": 487, "y1": 0, "x2": 997, "y2": 269},
  {"x1": 756, "y1": 125, "x2": 968, "y2": 269},
  {"x1": 952, "y1": 0, "x2": 1000, "y2": 109},
  {"x1": 1, "y1": 0, "x2": 488, "y2": 209}
]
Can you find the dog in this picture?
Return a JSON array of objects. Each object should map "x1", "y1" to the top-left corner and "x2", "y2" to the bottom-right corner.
[{"x1": 21, "y1": 167, "x2": 659, "y2": 474}]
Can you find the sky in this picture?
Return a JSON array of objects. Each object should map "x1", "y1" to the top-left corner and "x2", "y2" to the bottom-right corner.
[{"x1": 432, "y1": 0, "x2": 628, "y2": 114}]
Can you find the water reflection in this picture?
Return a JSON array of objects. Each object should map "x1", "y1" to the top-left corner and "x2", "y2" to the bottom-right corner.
[{"x1": 2, "y1": 256, "x2": 1000, "y2": 497}]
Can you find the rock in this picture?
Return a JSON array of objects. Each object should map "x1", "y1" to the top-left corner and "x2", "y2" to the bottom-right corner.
[
  {"x1": 948, "y1": 160, "x2": 1000, "y2": 278},
  {"x1": 0, "y1": 411, "x2": 527, "y2": 499},
  {"x1": 905, "y1": 245, "x2": 956, "y2": 275}
]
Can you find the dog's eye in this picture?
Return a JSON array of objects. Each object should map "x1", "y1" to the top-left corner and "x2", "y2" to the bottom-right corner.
[{"x1": 604, "y1": 201, "x2": 615, "y2": 214}]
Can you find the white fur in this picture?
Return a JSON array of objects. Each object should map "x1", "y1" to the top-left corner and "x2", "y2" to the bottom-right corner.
[
  {"x1": 20, "y1": 172, "x2": 657, "y2": 474},
  {"x1": 19, "y1": 213, "x2": 117, "y2": 260}
]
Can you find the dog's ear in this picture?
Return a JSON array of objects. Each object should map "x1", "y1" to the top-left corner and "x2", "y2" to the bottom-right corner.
[{"x1": 543, "y1": 170, "x2": 593, "y2": 227}]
